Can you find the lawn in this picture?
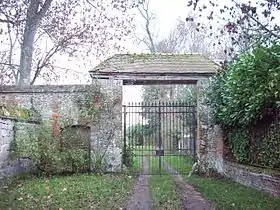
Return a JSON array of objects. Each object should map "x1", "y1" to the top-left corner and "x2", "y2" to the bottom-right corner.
[
  {"x1": 132, "y1": 146, "x2": 194, "y2": 175},
  {"x1": 163, "y1": 154, "x2": 193, "y2": 174},
  {"x1": 148, "y1": 156, "x2": 182, "y2": 210},
  {"x1": 132, "y1": 151, "x2": 142, "y2": 173},
  {"x1": 186, "y1": 175, "x2": 280, "y2": 210},
  {"x1": 0, "y1": 174, "x2": 135, "y2": 210},
  {"x1": 149, "y1": 174, "x2": 182, "y2": 210},
  {"x1": 166, "y1": 155, "x2": 280, "y2": 209},
  {"x1": 132, "y1": 147, "x2": 164, "y2": 174}
]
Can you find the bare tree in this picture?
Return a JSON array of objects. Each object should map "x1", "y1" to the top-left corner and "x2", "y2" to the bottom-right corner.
[
  {"x1": 155, "y1": 17, "x2": 211, "y2": 54},
  {"x1": 187, "y1": 0, "x2": 280, "y2": 59},
  {"x1": 134, "y1": 0, "x2": 157, "y2": 52},
  {"x1": 134, "y1": 0, "x2": 213, "y2": 103},
  {"x1": 0, "y1": 0, "x2": 139, "y2": 85},
  {"x1": 134, "y1": 0, "x2": 212, "y2": 54}
]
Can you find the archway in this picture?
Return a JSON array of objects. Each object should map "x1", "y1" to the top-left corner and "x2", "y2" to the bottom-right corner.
[{"x1": 89, "y1": 53, "x2": 218, "y2": 174}]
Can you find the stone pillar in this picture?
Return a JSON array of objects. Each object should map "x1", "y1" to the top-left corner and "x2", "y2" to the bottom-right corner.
[
  {"x1": 216, "y1": 125, "x2": 224, "y2": 158},
  {"x1": 213, "y1": 125, "x2": 225, "y2": 173},
  {"x1": 90, "y1": 79, "x2": 123, "y2": 172},
  {"x1": 196, "y1": 78, "x2": 212, "y2": 172}
]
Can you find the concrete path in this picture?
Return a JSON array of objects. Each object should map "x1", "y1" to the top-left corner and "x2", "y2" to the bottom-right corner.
[
  {"x1": 126, "y1": 157, "x2": 213, "y2": 210},
  {"x1": 164, "y1": 162, "x2": 213, "y2": 210},
  {"x1": 125, "y1": 157, "x2": 152, "y2": 210}
]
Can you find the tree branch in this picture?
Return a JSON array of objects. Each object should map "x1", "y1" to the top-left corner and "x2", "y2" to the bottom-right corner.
[
  {"x1": 137, "y1": 0, "x2": 156, "y2": 52},
  {"x1": 36, "y1": 0, "x2": 53, "y2": 21},
  {"x1": 0, "y1": 18, "x2": 14, "y2": 24},
  {"x1": 30, "y1": 28, "x2": 86, "y2": 84},
  {"x1": 6, "y1": 19, "x2": 19, "y2": 83},
  {"x1": 246, "y1": 13, "x2": 280, "y2": 39},
  {"x1": 85, "y1": 0, "x2": 112, "y2": 23},
  {"x1": 233, "y1": 0, "x2": 279, "y2": 39},
  {"x1": 0, "y1": 62, "x2": 19, "y2": 67}
]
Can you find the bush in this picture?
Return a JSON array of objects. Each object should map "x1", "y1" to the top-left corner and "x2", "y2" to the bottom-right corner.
[
  {"x1": 259, "y1": 124, "x2": 280, "y2": 168},
  {"x1": 206, "y1": 42, "x2": 280, "y2": 169},
  {"x1": 122, "y1": 146, "x2": 134, "y2": 168},
  {"x1": 207, "y1": 43, "x2": 280, "y2": 127},
  {"x1": 228, "y1": 130, "x2": 250, "y2": 164},
  {"x1": 13, "y1": 121, "x2": 90, "y2": 175},
  {"x1": 126, "y1": 124, "x2": 152, "y2": 146}
]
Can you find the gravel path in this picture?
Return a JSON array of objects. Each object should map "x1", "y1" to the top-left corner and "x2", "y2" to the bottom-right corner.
[
  {"x1": 164, "y1": 162, "x2": 212, "y2": 210},
  {"x1": 125, "y1": 157, "x2": 152, "y2": 210}
]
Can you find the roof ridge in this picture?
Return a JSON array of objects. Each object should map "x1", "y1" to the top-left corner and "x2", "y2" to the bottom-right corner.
[
  {"x1": 90, "y1": 53, "x2": 219, "y2": 73},
  {"x1": 113, "y1": 52, "x2": 206, "y2": 56}
]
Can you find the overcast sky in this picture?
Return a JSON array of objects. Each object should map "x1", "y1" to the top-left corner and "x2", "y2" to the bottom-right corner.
[{"x1": 45, "y1": 0, "x2": 280, "y2": 84}]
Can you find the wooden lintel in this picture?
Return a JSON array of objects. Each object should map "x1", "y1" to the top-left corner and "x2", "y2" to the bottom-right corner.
[{"x1": 123, "y1": 80, "x2": 197, "y2": 85}]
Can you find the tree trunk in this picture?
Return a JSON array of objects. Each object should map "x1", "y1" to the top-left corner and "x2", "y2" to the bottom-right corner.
[
  {"x1": 18, "y1": 0, "x2": 53, "y2": 86},
  {"x1": 18, "y1": 23, "x2": 37, "y2": 85}
]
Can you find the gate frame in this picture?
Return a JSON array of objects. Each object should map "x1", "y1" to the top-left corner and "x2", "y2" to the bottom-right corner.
[
  {"x1": 90, "y1": 72, "x2": 216, "y2": 163},
  {"x1": 123, "y1": 101, "x2": 197, "y2": 175}
]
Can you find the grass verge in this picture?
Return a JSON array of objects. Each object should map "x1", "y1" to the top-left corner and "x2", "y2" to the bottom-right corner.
[
  {"x1": 185, "y1": 175, "x2": 280, "y2": 210},
  {"x1": 148, "y1": 156, "x2": 182, "y2": 210},
  {"x1": 166, "y1": 155, "x2": 280, "y2": 209},
  {"x1": 0, "y1": 173, "x2": 135, "y2": 210}
]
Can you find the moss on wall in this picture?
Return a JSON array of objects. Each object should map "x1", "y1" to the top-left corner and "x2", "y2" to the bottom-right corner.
[{"x1": 0, "y1": 105, "x2": 31, "y2": 120}]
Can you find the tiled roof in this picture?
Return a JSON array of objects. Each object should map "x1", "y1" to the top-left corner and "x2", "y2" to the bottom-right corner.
[{"x1": 90, "y1": 53, "x2": 219, "y2": 74}]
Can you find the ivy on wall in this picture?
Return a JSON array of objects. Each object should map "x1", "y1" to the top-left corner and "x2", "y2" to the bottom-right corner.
[
  {"x1": 206, "y1": 42, "x2": 280, "y2": 169},
  {"x1": 11, "y1": 121, "x2": 90, "y2": 175}
]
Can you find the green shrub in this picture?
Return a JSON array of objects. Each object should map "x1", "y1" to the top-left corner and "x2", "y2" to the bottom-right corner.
[
  {"x1": 207, "y1": 43, "x2": 280, "y2": 127},
  {"x1": 13, "y1": 121, "x2": 89, "y2": 175},
  {"x1": 122, "y1": 146, "x2": 134, "y2": 168},
  {"x1": 126, "y1": 124, "x2": 152, "y2": 146},
  {"x1": 260, "y1": 125, "x2": 280, "y2": 168},
  {"x1": 228, "y1": 130, "x2": 250, "y2": 164},
  {"x1": 206, "y1": 42, "x2": 280, "y2": 168}
]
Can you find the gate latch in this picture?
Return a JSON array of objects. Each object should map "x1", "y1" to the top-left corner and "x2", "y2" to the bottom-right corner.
[{"x1": 156, "y1": 149, "x2": 164, "y2": 156}]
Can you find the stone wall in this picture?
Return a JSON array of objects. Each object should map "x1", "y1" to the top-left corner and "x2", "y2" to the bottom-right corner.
[
  {"x1": 220, "y1": 161, "x2": 280, "y2": 197},
  {"x1": 205, "y1": 125, "x2": 280, "y2": 197},
  {"x1": 0, "y1": 85, "x2": 91, "y2": 123},
  {"x1": 196, "y1": 78, "x2": 280, "y2": 197},
  {"x1": 90, "y1": 79, "x2": 123, "y2": 172},
  {"x1": 0, "y1": 82, "x2": 123, "y2": 172},
  {"x1": 0, "y1": 117, "x2": 38, "y2": 178}
]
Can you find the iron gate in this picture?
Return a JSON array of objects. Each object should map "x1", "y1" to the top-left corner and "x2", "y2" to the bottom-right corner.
[{"x1": 122, "y1": 101, "x2": 197, "y2": 175}]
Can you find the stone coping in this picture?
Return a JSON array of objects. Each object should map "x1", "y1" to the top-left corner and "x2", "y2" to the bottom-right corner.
[
  {"x1": 0, "y1": 116, "x2": 40, "y2": 124},
  {"x1": 0, "y1": 85, "x2": 91, "y2": 93}
]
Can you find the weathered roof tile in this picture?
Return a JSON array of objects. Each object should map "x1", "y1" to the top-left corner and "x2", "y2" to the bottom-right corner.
[{"x1": 90, "y1": 53, "x2": 218, "y2": 74}]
